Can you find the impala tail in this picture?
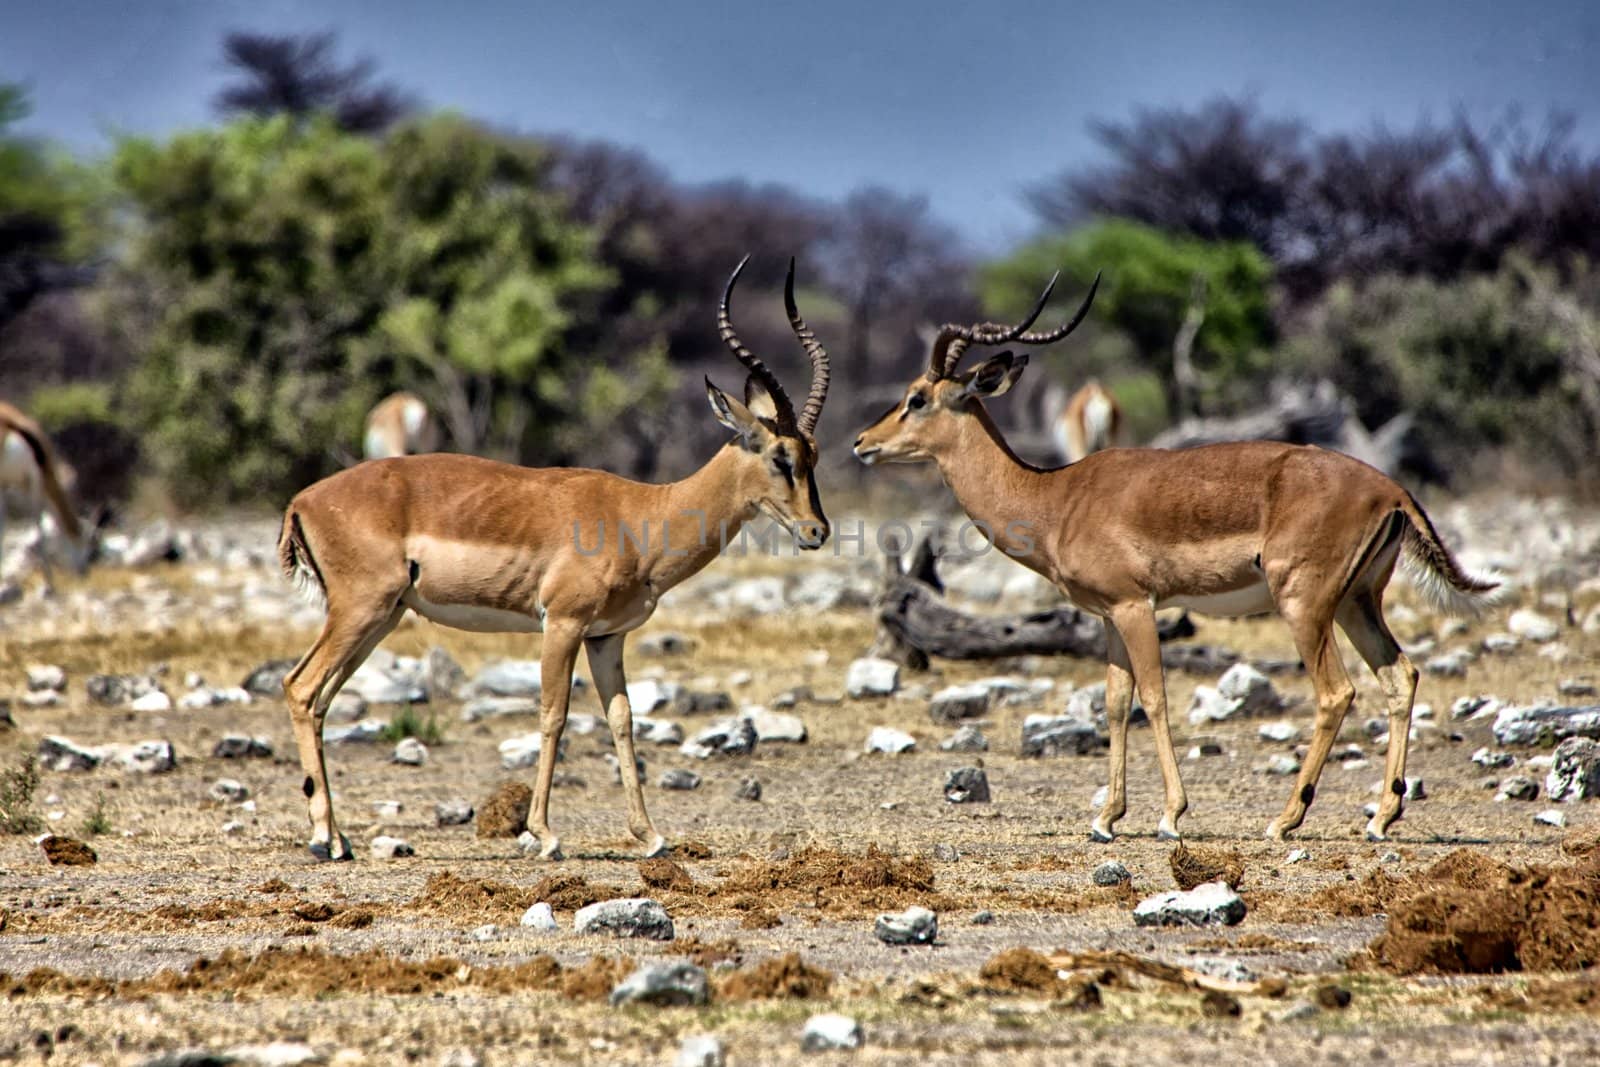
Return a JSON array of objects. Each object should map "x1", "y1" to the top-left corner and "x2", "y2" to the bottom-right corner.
[
  {"x1": 278, "y1": 510, "x2": 327, "y2": 609},
  {"x1": 1397, "y1": 494, "x2": 1500, "y2": 617}
]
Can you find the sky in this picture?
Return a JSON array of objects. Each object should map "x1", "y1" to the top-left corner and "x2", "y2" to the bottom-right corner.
[{"x1": 3, "y1": 0, "x2": 1596, "y2": 252}]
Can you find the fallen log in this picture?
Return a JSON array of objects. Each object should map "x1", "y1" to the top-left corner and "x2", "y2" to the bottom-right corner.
[{"x1": 1045, "y1": 950, "x2": 1289, "y2": 999}]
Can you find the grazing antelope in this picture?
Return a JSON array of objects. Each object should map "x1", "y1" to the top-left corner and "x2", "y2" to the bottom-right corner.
[
  {"x1": 853, "y1": 274, "x2": 1496, "y2": 843},
  {"x1": 0, "y1": 401, "x2": 93, "y2": 593},
  {"x1": 278, "y1": 258, "x2": 831, "y2": 861},
  {"x1": 1052, "y1": 379, "x2": 1122, "y2": 463},
  {"x1": 363, "y1": 392, "x2": 439, "y2": 460}
]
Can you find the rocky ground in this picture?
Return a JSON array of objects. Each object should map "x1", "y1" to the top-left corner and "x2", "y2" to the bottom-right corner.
[{"x1": 2, "y1": 493, "x2": 1599, "y2": 1066}]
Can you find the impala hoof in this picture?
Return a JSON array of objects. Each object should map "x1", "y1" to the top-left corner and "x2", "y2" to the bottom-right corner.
[
  {"x1": 642, "y1": 835, "x2": 669, "y2": 859},
  {"x1": 1364, "y1": 828, "x2": 1388, "y2": 843},
  {"x1": 1156, "y1": 827, "x2": 1182, "y2": 842},
  {"x1": 1088, "y1": 826, "x2": 1115, "y2": 844},
  {"x1": 308, "y1": 834, "x2": 354, "y2": 862}
]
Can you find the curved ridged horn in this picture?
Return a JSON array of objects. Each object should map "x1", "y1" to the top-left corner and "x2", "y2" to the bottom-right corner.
[
  {"x1": 1011, "y1": 272, "x2": 1102, "y2": 346},
  {"x1": 719, "y1": 255, "x2": 795, "y2": 425},
  {"x1": 926, "y1": 271, "x2": 1059, "y2": 380},
  {"x1": 783, "y1": 257, "x2": 829, "y2": 435}
]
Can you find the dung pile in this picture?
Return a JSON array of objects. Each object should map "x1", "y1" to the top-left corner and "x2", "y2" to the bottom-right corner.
[
  {"x1": 717, "y1": 845, "x2": 940, "y2": 916},
  {"x1": 718, "y1": 953, "x2": 833, "y2": 1000},
  {"x1": 1366, "y1": 849, "x2": 1600, "y2": 975},
  {"x1": 1171, "y1": 842, "x2": 1245, "y2": 890}
]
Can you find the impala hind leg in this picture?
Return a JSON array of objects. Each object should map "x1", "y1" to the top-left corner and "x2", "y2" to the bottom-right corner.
[
  {"x1": 283, "y1": 597, "x2": 405, "y2": 861},
  {"x1": 1266, "y1": 608, "x2": 1354, "y2": 841},
  {"x1": 527, "y1": 620, "x2": 584, "y2": 860},
  {"x1": 1338, "y1": 595, "x2": 1417, "y2": 840},
  {"x1": 1110, "y1": 603, "x2": 1188, "y2": 839},
  {"x1": 1090, "y1": 628, "x2": 1135, "y2": 843},
  {"x1": 586, "y1": 633, "x2": 667, "y2": 857}
]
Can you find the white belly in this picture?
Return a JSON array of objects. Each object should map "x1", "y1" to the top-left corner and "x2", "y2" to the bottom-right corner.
[
  {"x1": 1, "y1": 432, "x2": 40, "y2": 494},
  {"x1": 1160, "y1": 581, "x2": 1275, "y2": 618},
  {"x1": 403, "y1": 589, "x2": 545, "y2": 633}
]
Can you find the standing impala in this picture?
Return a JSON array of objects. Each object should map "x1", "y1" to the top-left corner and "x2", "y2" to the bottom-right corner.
[
  {"x1": 1052, "y1": 379, "x2": 1122, "y2": 464},
  {"x1": 279, "y1": 258, "x2": 831, "y2": 861},
  {"x1": 1, "y1": 401, "x2": 94, "y2": 593},
  {"x1": 363, "y1": 392, "x2": 439, "y2": 460},
  {"x1": 854, "y1": 274, "x2": 1496, "y2": 843}
]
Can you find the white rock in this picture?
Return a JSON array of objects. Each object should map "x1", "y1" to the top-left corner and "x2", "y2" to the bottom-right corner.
[
  {"x1": 574, "y1": 897, "x2": 674, "y2": 940},
  {"x1": 1545, "y1": 737, "x2": 1600, "y2": 802},
  {"x1": 345, "y1": 660, "x2": 426, "y2": 704},
  {"x1": 1508, "y1": 609, "x2": 1560, "y2": 643},
  {"x1": 940, "y1": 725, "x2": 989, "y2": 752},
  {"x1": 37, "y1": 735, "x2": 100, "y2": 772},
  {"x1": 520, "y1": 902, "x2": 557, "y2": 930},
  {"x1": 25, "y1": 664, "x2": 66, "y2": 692},
  {"x1": 209, "y1": 779, "x2": 249, "y2": 803},
  {"x1": 225, "y1": 1042, "x2": 324, "y2": 1066},
  {"x1": 1133, "y1": 882, "x2": 1246, "y2": 927},
  {"x1": 800, "y1": 1014, "x2": 864, "y2": 1052},
  {"x1": 1481, "y1": 633, "x2": 1520, "y2": 655},
  {"x1": 743, "y1": 706, "x2": 807, "y2": 743},
  {"x1": 104, "y1": 740, "x2": 177, "y2": 774},
  {"x1": 325, "y1": 720, "x2": 387, "y2": 745},
  {"x1": 681, "y1": 717, "x2": 758, "y2": 758},
  {"x1": 1186, "y1": 685, "x2": 1235, "y2": 724},
  {"x1": 1218, "y1": 663, "x2": 1281, "y2": 715},
  {"x1": 846, "y1": 657, "x2": 900, "y2": 698},
  {"x1": 864, "y1": 726, "x2": 916, "y2": 754},
  {"x1": 1534, "y1": 809, "x2": 1567, "y2": 828},
  {"x1": 1286, "y1": 849, "x2": 1310, "y2": 864},
  {"x1": 609, "y1": 961, "x2": 709, "y2": 1006},
  {"x1": 874, "y1": 905, "x2": 938, "y2": 944},
  {"x1": 470, "y1": 923, "x2": 500, "y2": 942},
  {"x1": 928, "y1": 683, "x2": 992, "y2": 724},
  {"x1": 1258, "y1": 721, "x2": 1300, "y2": 743},
  {"x1": 371, "y1": 800, "x2": 402, "y2": 818},
  {"x1": 1264, "y1": 753, "x2": 1301, "y2": 776},
  {"x1": 1425, "y1": 649, "x2": 1474, "y2": 677},
  {"x1": 676, "y1": 1034, "x2": 725, "y2": 1067},
  {"x1": 633, "y1": 716, "x2": 684, "y2": 745},
  {"x1": 130, "y1": 690, "x2": 173, "y2": 712},
  {"x1": 391, "y1": 738, "x2": 428, "y2": 766},
  {"x1": 369, "y1": 835, "x2": 414, "y2": 859},
  {"x1": 460, "y1": 696, "x2": 540, "y2": 722},
  {"x1": 627, "y1": 679, "x2": 682, "y2": 714},
  {"x1": 498, "y1": 733, "x2": 545, "y2": 769}
]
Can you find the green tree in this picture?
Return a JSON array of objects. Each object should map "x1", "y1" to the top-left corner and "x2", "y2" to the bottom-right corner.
[
  {"x1": 105, "y1": 113, "x2": 634, "y2": 507},
  {"x1": 980, "y1": 219, "x2": 1274, "y2": 417}
]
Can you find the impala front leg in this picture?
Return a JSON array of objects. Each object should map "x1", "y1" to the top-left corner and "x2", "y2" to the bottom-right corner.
[
  {"x1": 528, "y1": 620, "x2": 583, "y2": 860},
  {"x1": 586, "y1": 633, "x2": 668, "y2": 857},
  {"x1": 1112, "y1": 602, "x2": 1188, "y2": 839},
  {"x1": 1090, "y1": 629, "x2": 1135, "y2": 843}
]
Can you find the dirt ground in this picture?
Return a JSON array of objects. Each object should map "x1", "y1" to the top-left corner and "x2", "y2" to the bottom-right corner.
[{"x1": 1, "y1": 515, "x2": 1598, "y2": 1065}]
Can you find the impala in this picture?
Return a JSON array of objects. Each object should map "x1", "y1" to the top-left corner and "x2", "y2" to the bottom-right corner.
[
  {"x1": 1, "y1": 401, "x2": 94, "y2": 593},
  {"x1": 363, "y1": 391, "x2": 439, "y2": 460},
  {"x1": 853, "y1": 274, "x2": 1496, "y2": 843},
  {"x1": 278, "y1": 257, "x2": 831, "y2": 861},
  {"x1": 1052, "y1": 379, "x2": 1122, "y2": 464}
]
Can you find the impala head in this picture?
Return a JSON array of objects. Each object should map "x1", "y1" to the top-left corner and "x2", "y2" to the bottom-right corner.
[
  {"x1": 853, "y1": 272, "x2": 1100, "y2": 465},
  {"x1": 706, "y1": 256, "x2": 831, "y2": 549}
]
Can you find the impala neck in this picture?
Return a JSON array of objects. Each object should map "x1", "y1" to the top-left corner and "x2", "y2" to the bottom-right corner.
[
  {"x1": 648, "y1": 443, "x2": 757, "y2": 589},
  {"x1": 931, "y1": 406, "x2": 1060, "y2": 577}
]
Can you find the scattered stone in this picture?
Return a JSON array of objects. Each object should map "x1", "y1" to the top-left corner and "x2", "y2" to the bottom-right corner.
[
  {"x1": 679, "y1": 690, "x2": 734, "y2": 715},
  {"x1": 1559, "y1": 679, "x2": 1598, "y2": 698},
  {"x1": 632, "y1": 716, "x2": 684, "y2": 745},
  {"x1": 846, "y1": 657, "x2": 900, "y2": 698},
  {"x1": 86, "y1": 673, "x2": 163, "y2": 707},
  {"x1": 242, "y1": 660, "x2": 296, "y2": 696},
  {"x1": 130, "y1": 690, "x2": 173, "y2": 712},
  {"x1": 1258, "y1": 721, "x2": 1300, "y2": 743},
  {"x1": 104, "y1": 740, "x2": 177, "y2": 774},
  {"x1": 18, "y1": 691, "x2": 58, "y2": 709},
  {"x1": 389, "y1": 738, "x2": 428, "y2": 766},
  {"x1": 40, "y1": 834, "x2": 96, "y2": 866},
  {"x1": 637, "y1": 631, "x2": 695, "y2": 656},
  {"x1": 931, "y1": 842, "x2": 960, "y2": 862},
  {"x1": 940, "y1": 725, "x2": 989, "y2": 752},
  {"x1": 659, "y1": 769, "x2": 702, "y2": 791},
  {"x1": 676, "y1": 1034, "x2": 725, "y2": 1067},
  {"x1": 681, "y1": 717, "x2": 758, "y2": 758},
  {"x1": 1406, "y1": 777, "x2": 1427, "y2": 801},
  {"x1": 1481, "y1": 633, "x2": 1520, "y2": 655},
  {"x1": 369, "y1": 835, "x2": 414, "y2": 859},
  {"x1": 1545, "y1": 737, "x2": 1600, "y2": 802},
  {"x1": 1495, "y1": 776, "x2": 1540, "y2": 802},
  {"x1": 25, "y1": 664, "x2": 66, "y2": 692},
  {"x1": 874, "y1": 905, "x2": 938, "y2": 945},
  {"x1": 943, "y1": 766, "x2": 990, "y2": 804},
  {"x1": 209, "y1": 779, "x2": 249, "y2": 803},
  {"x1": 476, "y1": 782, "x2": 532, "y2": 838},
  {"x1": 1189, "y1": 957, "x2": 1258, "y2": 984},
  {"x1": 326, "y1": 692, "x2": 367, "y2": 723},
  {"x1": 435, "y1": 798, "x2": 474, "y2": 826},
  {"x1": 1380, "y1": 851, "x2": 1402, "y2": 864},
  {"x1": 574, "y1": 898, "x2": 674, "y2": 941},
  {"x1": 498, "y1": 732, "x2": 562, "y2": 770},
  {"x1": 1093, "y1": 860, "x2": 1132, "y2": 886},
  {"x1": 800, "y1": 1014, "x2": 863, "y2": 1052},
  {"x1": 223, "y1": 1042, "x2": 324, "y2": 1066},
  {"x1": 520, "y1": 902, "x2": 558, "y2": 930},
  {"x1": 744, "y1": 706, "x2": 807, "y2": 743},
  {"x1": 1424, "y1": 649, "x2": 1474, "y2": 677},
  {"x1": 1534, "y1": 809, "x2": 1567, "y2": 828},
  {"x1": 1471, "y1": 747, "x2": 1515, "y2": 770},
  {"x1": 37, "y1": 735, "x2": 100, "y2": 772},
  {"x1": 369, "y1": 800, "x2": 402, "y2": 820},
  {"x1": 1452, "y1": 695, "x2": 1504, "y2": 721},
  {"x1": 470, "y1": 923, "x2": 500, "y2": 942},
  {"x1": 1132, "y1": 882, "x2": 1246, "y2": 927},
  {"x1": 1276, "y1": 1000, "x2": 1320, "y2": 1023},
  {"x1": 864, "y1": 726, "x2": 916, "y2": 754},
  {"x1": 324, "y1": 721, "x2": 386, "y2": 745},
  {"x1": 1187, "y1": 740, "x2": 1225, "y2": 759},
  {"x1": 178, "y1": 686, "x2": 253, "y2": 709},
  {"x1": 1263, "y1": 753, "x2": 1301, "y2": 776},
  {"x1": 714, "y1": 576, "x2": 786, "y2": 615},
  {"x1": 609, "y1": 961, "x2": 709, "y2": 1006},
  {"x1": 1286, "y1": 849, "x2": 1310, "y2": 864},
  {"x1": 627, "y1": 678, "x2": 682, "y2": 714},
  {"x1": 1492, "y1": 704, "x2": 1600, "y2": 746},
  {"x1": 469, "y1": 660, "x2": 587, "y2": 699},
  {"x1": 211, "y1": 734, "x2": 273, "y2": 760},
  {"x1": 425, "y1": 646, "x2": 466, "y2": 697},
  {"x1": 733, "y1": 776, "x2": 762, "y2": 802},
  {"x1": 605, "y1": 753, "x2": 646, "y2": 784},
  {"x1": 928, "y1": 683, "x2": 993, "y2": 724},
  {"x1": 1020, "y1": 714, "x2": 1104, "y2": 757},
  {"x1": 1508, "y1": 609, "x2": 1560, "y2": 643},
  {"x1": 460, "y1": 696, "x2": 540, "y2": 723},
  {"x1": 971, "y1": 910, "x2": 995, "y2": 925}
]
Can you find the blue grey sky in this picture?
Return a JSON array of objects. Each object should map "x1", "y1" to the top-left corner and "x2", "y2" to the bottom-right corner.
[{"x1": 4, "y1": 1, "x2": 1596, "y2": 251}]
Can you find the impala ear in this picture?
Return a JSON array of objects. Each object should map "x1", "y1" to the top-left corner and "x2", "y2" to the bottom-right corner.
[
  {"x1": 963, "y1": 351, "x2": 1029, "y2": 400},
  {"x1": 742, "y1": 375, "x2": 780, "y2": 422},
  {"x1": 706, "y1": 376, "x2": 761, "y2": 446}
]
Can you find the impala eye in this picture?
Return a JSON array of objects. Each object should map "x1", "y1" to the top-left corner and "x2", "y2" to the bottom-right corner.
[
  {"x1": 772, "y1": 452, "x2": 794, "y2": 486},
  {"x1": 907, "y1": 393, "x2": 927, "y2": 411}
]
